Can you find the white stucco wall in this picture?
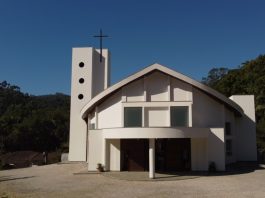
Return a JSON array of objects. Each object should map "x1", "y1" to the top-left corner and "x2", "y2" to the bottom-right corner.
[
  {"x1": 109, "y1": 139, "x2": 120, "y2": 171},
  {"x1": 98, "y1": 91, "x2": 122, "y2": 129},
  {"x1": 191, "y1": 138, "x2": 208, "y2": 171},
  {"x1": 88, "y1": 130, "x2": 103, "y2": 170},
  {"x1": 145, "y1": 107, "x2": 169, "y2": 127},
  {"x1": 192, "y1": 88, "x2": 225, "y2": 128},
  {"x1": 69, "y1": 48, "x2": 93, "y2": 161},
  {"x1": 121, "y1": 72, "x2": 193, "y2": 104},
  {"x1": 88, "y1": 132, "x2": 120, "y2": 171},
  {"x1": 171, "y1": 78, "x2": 192, "y2": 101},
  {"x1": 124, "y1": 79, "x2": 144, "y2": 102},
  {"x1": 208, "y1": 128, "x2": 225, "y2": 171},
  {"x1": 92, "y1": 49, "x2": 110, "y2": 97},
  {"x1": 192, "y1": 129, "x2": 225, "y2": 171},
  {"x1": 230, "y1": 95, "x2": 257, "y2": 161},
  {"x1": 69, "y1": 117, "x2": 87, "y2": 161},
  {"x1": 146, "y1": 71, "x2": 169, "y2": 101}
]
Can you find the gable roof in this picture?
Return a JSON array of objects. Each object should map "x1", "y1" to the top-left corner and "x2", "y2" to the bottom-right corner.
[{"x1": 81, "y1": 63, "x2": 243, "y2": 118}]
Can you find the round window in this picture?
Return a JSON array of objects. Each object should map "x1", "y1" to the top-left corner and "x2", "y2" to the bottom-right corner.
[
  {"x1": 79, "y1": 62, "x2": 84, "y2": 68},
  {"x1": 79, "y1": 78, "x2": 84, "y2": 84},
  {"x1": 78, "y1": 94, "x2": 84, "y2": 100}
]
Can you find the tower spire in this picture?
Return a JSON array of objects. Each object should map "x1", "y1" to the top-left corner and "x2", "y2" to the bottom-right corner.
[{"x1": 93, "y1": 29, "x2": 109, "y2": 62}]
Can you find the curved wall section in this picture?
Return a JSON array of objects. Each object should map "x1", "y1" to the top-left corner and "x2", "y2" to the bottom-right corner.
[{"x1": 100, "y1": 127, "x2": 210, "y2": 139}]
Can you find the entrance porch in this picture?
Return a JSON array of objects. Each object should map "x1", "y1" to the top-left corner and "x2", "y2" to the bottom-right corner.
[
  {"x1": 120, "y1": 139, "x2": 191, "y2": 172},
  {"x1": 88, "y1": 127, "x2": 225, "y2": 178}
]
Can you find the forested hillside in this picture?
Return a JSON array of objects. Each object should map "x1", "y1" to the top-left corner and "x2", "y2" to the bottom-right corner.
[
  {"x1": 202, "y1": 55, "x2": 265, "y2": 154},
  {"x1": 0, "y1": 81, "x2": 70, "y2": 154}
]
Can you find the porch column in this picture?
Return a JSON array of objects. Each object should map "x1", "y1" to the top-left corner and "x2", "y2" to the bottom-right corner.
[
  {"x1": 149, "y1": 138, "x2": 155, "y2": 179},
  {"x1": 102, "y1": 139, "x2": 109, "y2": 171}
]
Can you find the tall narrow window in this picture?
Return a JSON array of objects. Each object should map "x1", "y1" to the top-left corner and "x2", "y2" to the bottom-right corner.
[
  {"x1": 226, "y1": 139, "x2": 232, "y2": 156},
  {"x1": 170, "y1": 106, "x2": 188, "y2": 127},
  {"x1": 225, "y1": 122, "x2": 231, "y2": 135},
  {"x1": 124, "y1": 107, "x2": 142, "y2": 127}
]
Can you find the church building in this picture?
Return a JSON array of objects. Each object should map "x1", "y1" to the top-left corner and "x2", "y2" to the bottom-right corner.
[{"x1": 68, "y1": 47, "x2": 257, "y2": 178}]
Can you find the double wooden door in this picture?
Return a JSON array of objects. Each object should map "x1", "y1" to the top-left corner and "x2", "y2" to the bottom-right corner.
[
  {"x1": 121, "y1": 138, "x2": 191, "y2": 172},
  {"x1": 156, "y1": 138, "x2": 191, "y2": 172},
  {"x1": 121, "y1": 139, "x2": 148, "y2": 171}
]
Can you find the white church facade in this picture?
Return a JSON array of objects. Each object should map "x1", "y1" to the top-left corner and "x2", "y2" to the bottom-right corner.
[{"x1": 68, "y1": 47, "x2": 257, "y2": 178}]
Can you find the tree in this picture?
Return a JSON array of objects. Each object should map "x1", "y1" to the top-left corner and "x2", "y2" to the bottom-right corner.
[
  {"x1": 0, "y1": 81, "x2": 70, "y2": 154},
  {"x1": 202, "y1": 67, "x2": 229, "y2": 87}
]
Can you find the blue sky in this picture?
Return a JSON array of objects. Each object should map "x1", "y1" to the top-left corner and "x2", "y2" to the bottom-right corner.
[{"x1": 1, "y1": 0, "x2": 265, "y2": 95}]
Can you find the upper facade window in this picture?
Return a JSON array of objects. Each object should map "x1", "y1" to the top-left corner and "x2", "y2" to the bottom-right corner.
[
  {"x1": 124, "y1": 107, "x2": 142, "y2": 127},
  {"x1": 170, "y1": 106, "x2": 188, "y2": 127}
]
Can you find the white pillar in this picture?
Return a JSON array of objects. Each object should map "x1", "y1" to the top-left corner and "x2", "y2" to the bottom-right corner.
[
  {"x1": 102, "y1": 139, "x2": 107, "y2": 171},
  {"x1": 149, "y1": 139, "x2": 155, "y2": 179}
]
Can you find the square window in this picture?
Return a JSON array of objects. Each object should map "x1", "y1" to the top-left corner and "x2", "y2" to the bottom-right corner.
[
  {"x1": 170, "y1": 106, "x2": 188, "y2": 127},
  {"x1": 124, "y1": 107, "x2": 142, "y2": 127}
]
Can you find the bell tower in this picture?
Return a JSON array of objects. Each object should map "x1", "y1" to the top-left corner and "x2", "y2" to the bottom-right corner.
[{"x1": 68, "y1": 47, "x2": 110, "y2": 161}]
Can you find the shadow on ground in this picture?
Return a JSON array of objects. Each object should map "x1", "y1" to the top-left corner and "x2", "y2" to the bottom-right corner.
[
  {"x1": 216, "y1": 161, "x2": 264, "y2": 176},
  {"x1": 0, "y1": 175, "x2": 35, "y2": 183},
  {"x1": 100, "y1": 162, "x2": 265, "y2": 181}
]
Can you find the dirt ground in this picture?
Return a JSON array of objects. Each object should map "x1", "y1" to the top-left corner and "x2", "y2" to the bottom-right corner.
[{"x1": 1, "y1": 163, "x2": 265, "y2": 198}]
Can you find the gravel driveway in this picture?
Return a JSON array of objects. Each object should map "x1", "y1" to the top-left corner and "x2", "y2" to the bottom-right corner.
[{"x1": 1, "y1": 163, "x2": 265, "y2": 198}]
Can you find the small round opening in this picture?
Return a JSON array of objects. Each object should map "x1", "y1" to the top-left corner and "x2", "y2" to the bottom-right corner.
[
  {"x1": 79, "y1": 78, "x2": 84, "y2": 84},
  {"x1": 79, "y1": 62, "x2": 84, "y2": 68},
  {"x1": 78, "y1": 94, "x2": 84, "y2": 100}
]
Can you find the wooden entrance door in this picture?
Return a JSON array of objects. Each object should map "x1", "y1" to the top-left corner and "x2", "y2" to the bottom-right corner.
[
  {"x1": 155, "y1": 138, "x2": 191, "y2": 172},
  {"x1": 121, "y1": 139, "x2": 148, "y2": 171}
]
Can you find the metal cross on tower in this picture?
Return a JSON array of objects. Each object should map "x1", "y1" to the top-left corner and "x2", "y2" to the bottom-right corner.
[{"x1": 93, "y1": 29, "x2": 109, "y2": 62}]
